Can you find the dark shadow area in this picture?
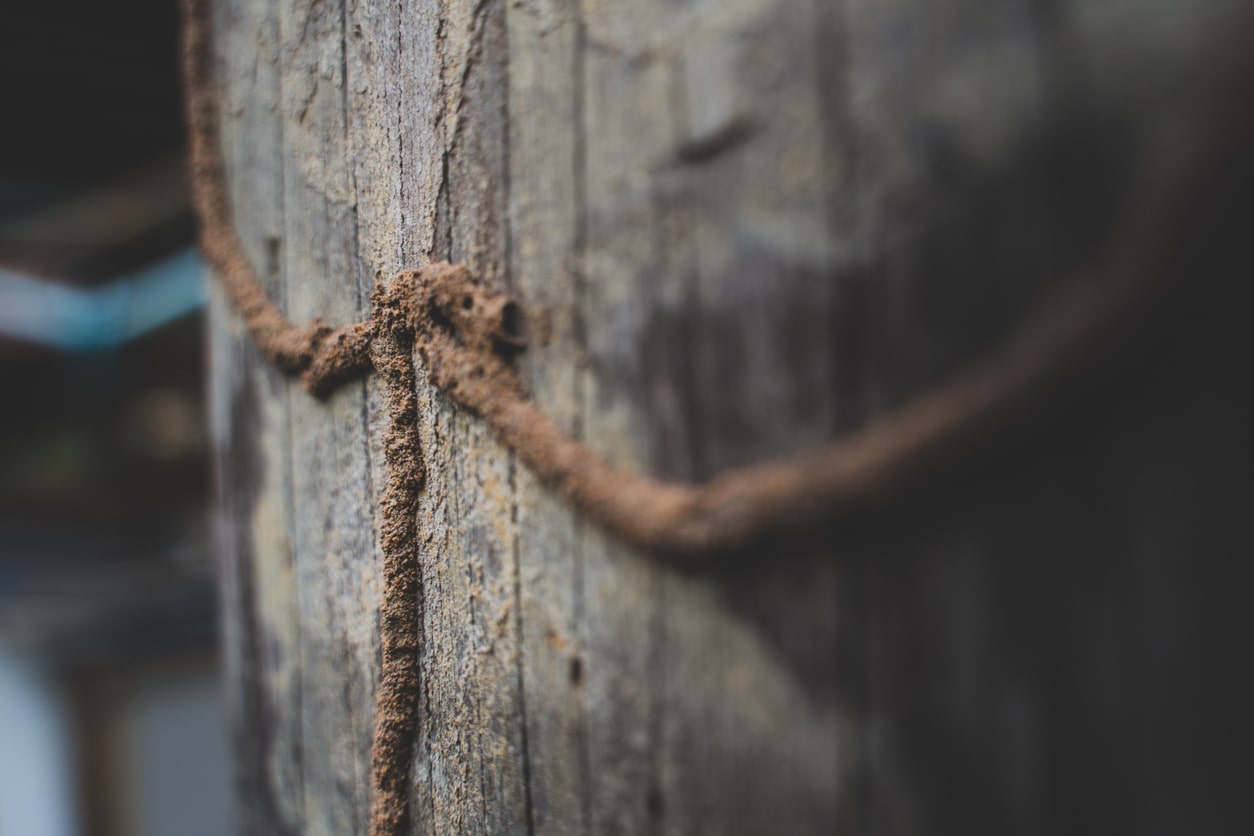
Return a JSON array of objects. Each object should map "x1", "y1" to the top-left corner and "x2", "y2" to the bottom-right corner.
[{"x1": 666, "y1": 41, "x2": 1254, "y2": 836}]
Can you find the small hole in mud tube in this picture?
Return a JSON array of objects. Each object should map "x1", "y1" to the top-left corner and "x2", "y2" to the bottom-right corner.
[
  {"x1": 462, "y1": 295, "x2": 474, "y2": 310},
  {"x1": 499, "y1": 301, "x2": 527, "y2": 345}
]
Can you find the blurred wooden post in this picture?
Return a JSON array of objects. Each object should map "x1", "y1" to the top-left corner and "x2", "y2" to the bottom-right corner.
[{"x1": 207, "y1": 0, "x2": 1253, "y2": 834}]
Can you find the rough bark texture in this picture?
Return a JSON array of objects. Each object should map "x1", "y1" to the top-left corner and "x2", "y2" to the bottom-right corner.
[{"x1": 210, "y1": 1, "x2": 1254, "y2": 834}]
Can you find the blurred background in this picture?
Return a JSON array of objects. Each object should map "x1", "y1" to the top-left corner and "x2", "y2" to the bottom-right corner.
[{"x1": 0, "y1": 2, "x2": 234, "y2": 834}]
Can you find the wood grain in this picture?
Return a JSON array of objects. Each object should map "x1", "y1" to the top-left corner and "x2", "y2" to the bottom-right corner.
[{"x1": 209, "y1": 0, "x2": 1254, "y2": 834}]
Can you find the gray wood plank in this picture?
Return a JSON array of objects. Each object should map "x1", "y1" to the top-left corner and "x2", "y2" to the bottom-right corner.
[
  {"x1": 834, "y1": 2, "x2": 1254, "y2": 835},
  {"x1": 444, "y1": 1, "x2": 535, "y2": 824},
  {"x1": 504, "y1": 0, "x2": 591, "y2": 832},
  {"x1": 650, "y1": 2, "x2": 845, "y2": 830},
  {"x1": 349, "y1": 2, "x2": 454, "y2": 828},
  {"x1": 836, "y1": 3, "x2": 1061, "y2": 833},
  {"x1": 275, "y1": 1, "x2": 378, "y2": 833},
  {"x1": 576, "y1": 2, "x2": 675, "y2": 830},
  {"x1": 410, "y1": 1, "x2": 533, "y2": 832},
  {"x1": 212, "y1": 0, "x2": 304, "y2": 832}
]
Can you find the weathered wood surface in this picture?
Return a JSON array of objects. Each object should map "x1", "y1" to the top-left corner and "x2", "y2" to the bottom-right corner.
[{"x1": 208, "y1": 0, "x2": 1254, "y2": 834}]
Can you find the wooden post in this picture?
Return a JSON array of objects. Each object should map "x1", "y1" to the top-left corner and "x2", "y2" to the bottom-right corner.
[{"x1": 207, "y1": 0, "x2": 1254, "y2": 833}]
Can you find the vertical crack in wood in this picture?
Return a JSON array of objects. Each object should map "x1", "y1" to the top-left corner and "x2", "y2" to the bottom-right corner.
[
  {"x1": 569, "y1": 1, "x2": 595, "y2": 829},
  {"x1": 495, "y1": 3, "x2": 537, "y2": 830}
]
